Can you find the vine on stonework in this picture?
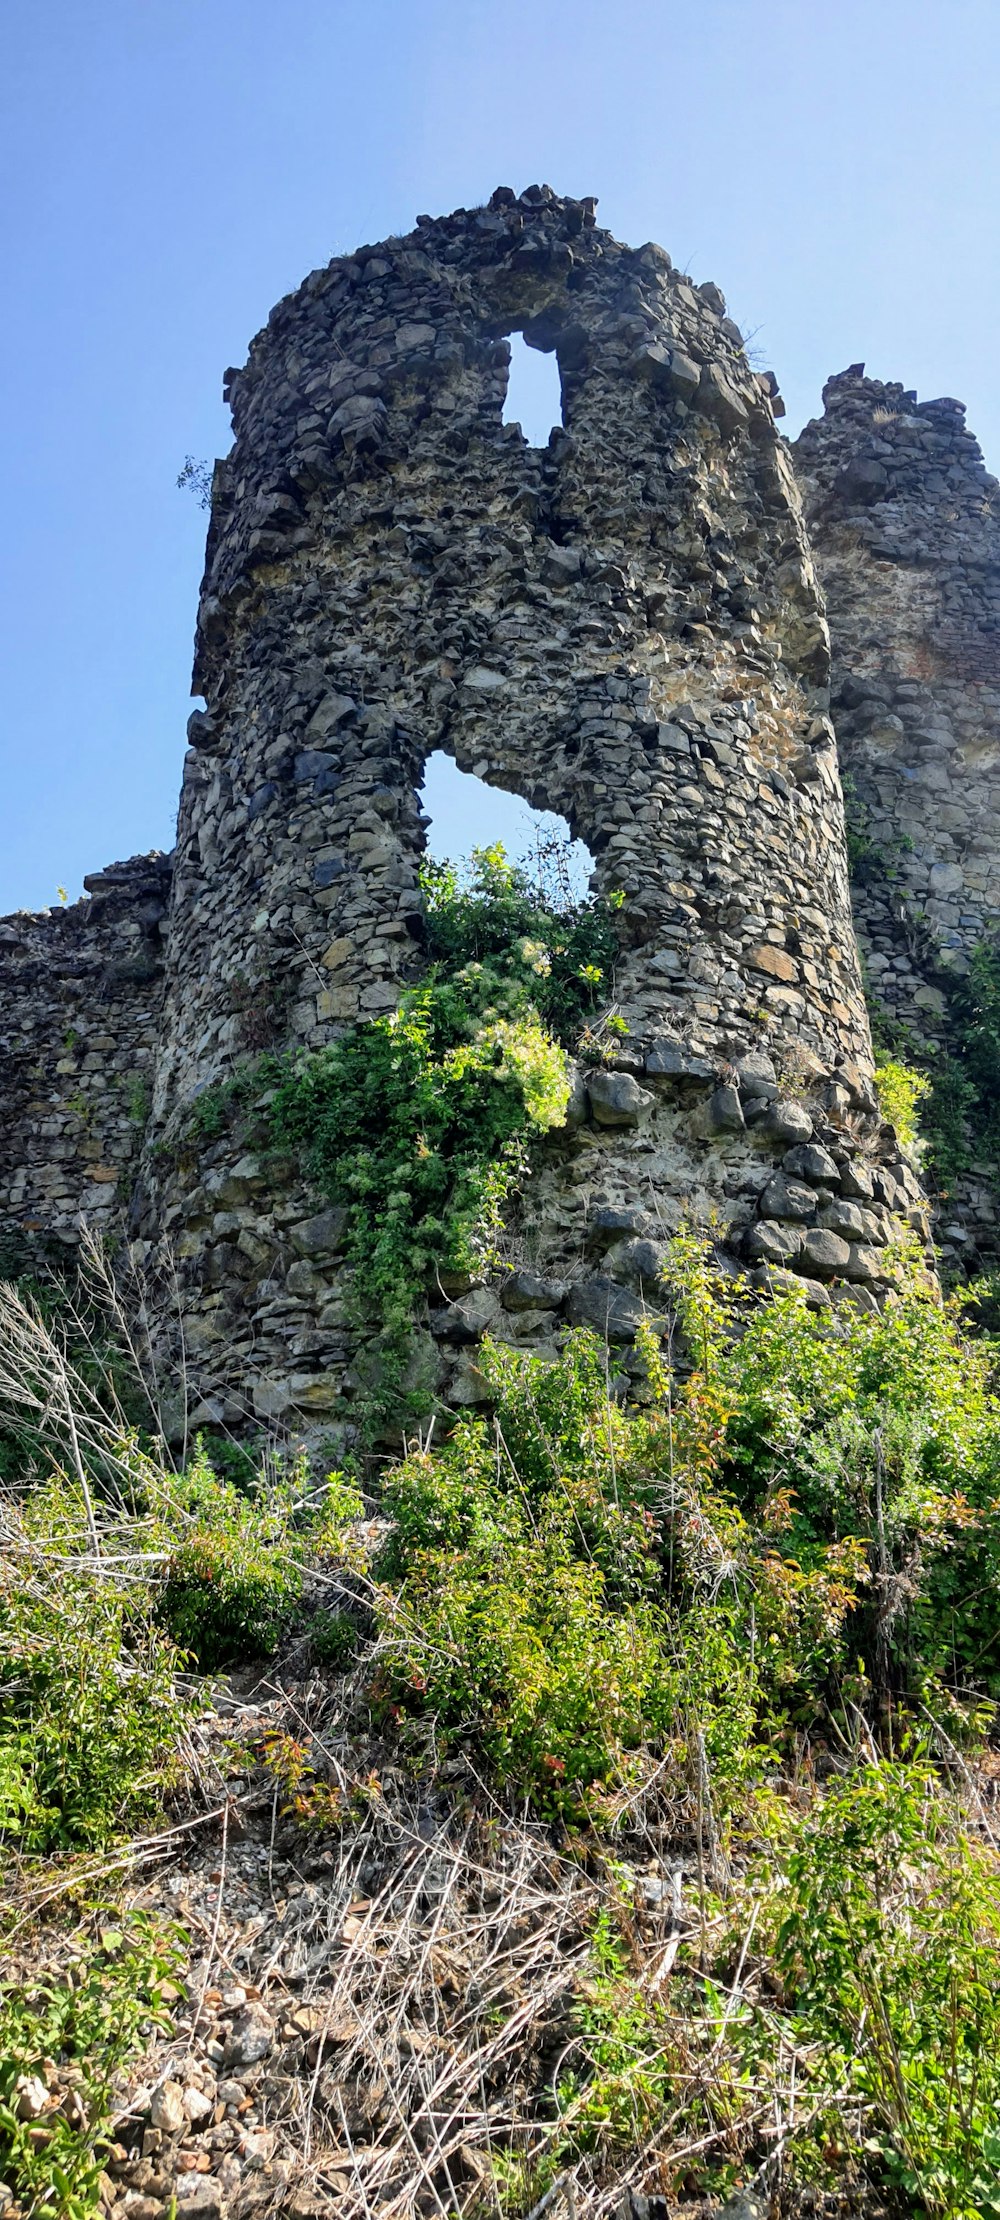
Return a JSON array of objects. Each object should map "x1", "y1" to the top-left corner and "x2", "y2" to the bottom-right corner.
[{"x1": 264, "y1": 845, "x2": 623, "y2": 1418}]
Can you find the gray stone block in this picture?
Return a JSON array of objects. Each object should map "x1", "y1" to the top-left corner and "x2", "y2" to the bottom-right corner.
[
  {"x1": 501, "y1": 1270, "x2": 568, "y2": 1311},
  {"x1": 760, "y1": 1174, "x2": 819, "y2": 1222},
  {"x1": 706, "y1": 1082, "x2": 744, "y2": 1132},
  {"x1": 566, "y1": 1275, "x2": 659, "y2": 1342},
  {"x1": 586, "y1": 1069, "x2": 653, "y2": 1126},
  {"x1": 764, "y1": 1097, "x2": 813, "y2": 1144},
  {"x1": 783, "y1": 1142, "x2": 839, "y2": 1184},
  {"x1": 800, "y1": 1226, "x2": 852, "y2": 1277}
]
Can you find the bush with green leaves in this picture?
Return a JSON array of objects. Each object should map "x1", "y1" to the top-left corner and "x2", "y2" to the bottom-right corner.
[
  {"x1": 308, "y1": 1605, "x2": 363, "y2": 1670},
  {"x1": 154, "y1": 1438, "x2": 362, "y2": 1670},
  {"x1": 0, "y1": 1374, "x2": 361, "y2": 1847},
  {"x1": 373, "y1": 1327, "x2": 759, "y2": 1817},
  {"x1": 553, "y1": 1759, "x2": 1000, "y2": 2212},
  {"x1": 0, "y1": 1912, "x2": 184, "y2": 2220},
  {"x1": 773, "y1": 1761, "x2": 1000, "y2": 2213},
  {"x1": 0, "y1": 1470, "x2": 188, "y2": 1854},
  {"x1": 264, "y1": 844, "x2": 622, "y2": 1420},
  {"x1": 370, "y1": 1237, "x2": 1000, "y2": 1820},
  {"x1": 711, "y1": 1262, "x2": 1000, "y2": 1713},
  {"x1": 419, "y1": 840, "x2": 622, "y2": 1048}
]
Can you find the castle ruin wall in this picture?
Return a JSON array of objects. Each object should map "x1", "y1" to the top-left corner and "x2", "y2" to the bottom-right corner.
[
  {"x1": 131, "y1": 191, "x2": 927, "y2": 1435},
  {"x1": 0, "y1": 853, "x2": 170, "y2": 1251},
  {"x1": 0, "y1": 194, "x2": 950, "y2": 1435},
  {"x1": 794, "y1": 367, "x2": 1000, "y2": 1267}
]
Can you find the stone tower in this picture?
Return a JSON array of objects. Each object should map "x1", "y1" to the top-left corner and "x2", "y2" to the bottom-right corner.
[
  {"x1": 0, "y1": 192, "x2": 932, "y2": 1436},
  {"x1": 795, "y1": 368, "x2": 1000, "y2": 1271},
  {"x1": 128, "y1": 188, "x2": 925, "y2": 1433}
]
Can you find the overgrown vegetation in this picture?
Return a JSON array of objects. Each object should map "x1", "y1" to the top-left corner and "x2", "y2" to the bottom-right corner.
[
  {"x1": 266, "y1": 845, "x2": 622, "y2": 1422},
  {"x1": 342, "y1": 1240, "x2": 1000, "y2": 2206},
  {"x1": 372, "y1": 1238, "x2": 1000, "y2": 1809},
  {"x1": 556, "y1": 1765, "x2": 1000, "y2": 2212},
  {"x1": 868, "y1": 944, "x2": 1000, "y2": 1197},
  {"x1": 0, "y1": 1275, "x2": 361, "y2": 2214},
  {"x1": 154, "y1": 1436, "x2": 360, "y2": 1670},
  {"x1": 0, "y1": 1913, "x2": 184, "y2": 2220},
  {"x1": 9, "y1": 1074, "x2": 1000, "y2": 2202},
  {"x1": 872, "y1": 1054, "x2": 930, "y2": 1154},
  {"x1": 165, "y1": 843, "x2": 622, "y2": 1431}
]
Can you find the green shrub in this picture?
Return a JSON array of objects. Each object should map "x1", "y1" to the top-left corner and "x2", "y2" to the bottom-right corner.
[
  {"x1": 921, "y1": 1051, "x2": 979, "y2": 1191},
  {"x1": 873, "y1": 1054, "x2": 930, "y2": 1153},
  {"x1": 309, "y1": 1606, "x2": 362, "y2": 1669},
  {"x1": 776, "y1": 1763, "x2": 1000, "y2": 2212},
  {"x1": 0, "y1": 1472, "x2": 187, "y2": 1854},
  {"x1": 373, "y1": 1329, "x2": 758, "y2": 1816},
  {"x1": 420, "y1": 840, "x2": 622, "y2": 1048},
  {"x1": 155, "y1": 1439, "x2": 361, "y2": 1670},
  {"x1": 951, "y1": 938, "x2": 1000, "y2": 1119},
  {"x1": 843, "y1": 778, "x2": 914, "y2": 890},
  {"x1": 370, "y1": 1243, "x2": 1000, "y2": 1818},
  {"x1": 556, "y1": 1761, "x2": 1000, "y2": 2210},
  {"x1": 716, "y1": 1274, "x2": 1000, "y2": 1711},
  {"x1": 557, "y1": 1904, "x2": 676, "y2": 2153},
  {"x1": 377, "y1": 1534, "x2": 679, "y2": 1813},
  {"x1": 0, "y1": 1394, "x2": 363, "y2": 1848},
  {"x1": 0, "y1": 1912, "x2": 184, "y2": 2220}
]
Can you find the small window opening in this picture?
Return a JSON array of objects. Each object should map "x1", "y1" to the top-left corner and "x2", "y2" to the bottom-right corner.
[
  {"x1": 502, "y1": 333, "x2": 563, "y2": 447},
  {"x1": 420, "y1": 752, "x2": 593, "y2": 906}
]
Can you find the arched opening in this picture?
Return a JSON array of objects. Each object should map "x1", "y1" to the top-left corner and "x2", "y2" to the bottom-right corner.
[
  {"x1": 502, "y1": 332, "x2": 563, "y2": 448},
  {"x1": 419, "y1": 751, "x2": 593, "y2": 906}
]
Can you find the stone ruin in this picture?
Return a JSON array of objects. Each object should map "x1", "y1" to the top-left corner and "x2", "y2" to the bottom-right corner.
[{"x1": 3, "y1": 185, "x2": 999, "y2": 1435}]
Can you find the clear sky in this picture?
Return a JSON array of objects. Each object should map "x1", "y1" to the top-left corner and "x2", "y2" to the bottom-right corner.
[{"x1": 3, "y1": 0, "x2": 999, "y2": 913}]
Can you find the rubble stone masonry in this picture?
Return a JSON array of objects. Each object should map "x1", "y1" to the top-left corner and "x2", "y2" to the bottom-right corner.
[
  {"x1": 0, "y1": 855, "x2": 170, "y2": 1252},
  {"x1": 1, "y1": 193, "x2": 970, "y2": 1431},
  {"x1": 794, "y1": 368, "x2": 1000, "y2": 1270}
]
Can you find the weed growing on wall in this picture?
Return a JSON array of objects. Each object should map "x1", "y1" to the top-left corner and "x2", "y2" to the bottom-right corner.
[
  {"x1": 845, "y1": 778, "x2": 1000, "y2": 1197},
  {"x1": 873, "y1": 1054, "x2": 930, "y2": 1154},
  {"x1": 267, "y1": 845, "x2": 623, "y2": 1421},
  {"x1": 876, "y1": 948, "x2": 1000, "y2": 1194},
  {"x1": 419, "y1": 840, "x2": 622, "y2": 1048},
  {"x1": 843, "y1": 775, "x2": 915, "y2": 889}
]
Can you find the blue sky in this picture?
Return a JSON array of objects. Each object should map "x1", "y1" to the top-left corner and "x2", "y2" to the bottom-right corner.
[{"x1": 3, "y1": 0, "x2": 999, "y2": 912}]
